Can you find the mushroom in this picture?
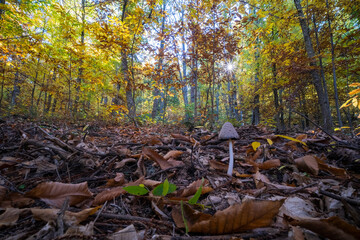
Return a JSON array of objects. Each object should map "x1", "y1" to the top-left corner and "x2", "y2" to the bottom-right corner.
[{"x1": 219, "y1": 122, "x2": 239, "y2": 176}]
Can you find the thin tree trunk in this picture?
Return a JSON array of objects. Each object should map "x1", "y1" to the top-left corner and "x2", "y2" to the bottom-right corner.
[
  {"x1": 294, "y1": 0, "x2": 333, "y2": 131},
  {"x1": 326, "y1": 0, "x2": 342, "y2": 127},
  {"x1": 11, "y1": 71, "x2": 20, "y2": 107},
  {"x1": 151, "y1": 2, "x2": 167, "y2": 119},
  {"x1": 122, "y1": 50, "x2": 136, "y2": 120},
  {"x1": 0, "y1": 63, "x2": 5, "y2": 110},
  {"x1": 312, "y1": 15, "x2": 330, "y2": 114}
]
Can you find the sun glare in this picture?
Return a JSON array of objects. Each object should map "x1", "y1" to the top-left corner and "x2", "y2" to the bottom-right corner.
[{"x1": 226, "y1": 62, "x2": 235, "y2": 73}]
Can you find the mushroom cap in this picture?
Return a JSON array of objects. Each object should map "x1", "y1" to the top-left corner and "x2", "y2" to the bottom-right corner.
[{"x1": 219, "y1": 122, "x2": 239, "y2": 140}]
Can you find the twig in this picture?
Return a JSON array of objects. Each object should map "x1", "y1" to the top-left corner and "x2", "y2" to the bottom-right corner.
[
  {"x1": 93, "y1": 201, "x2": 107, "y2": 224},
  {"x1": 56, "y1": 197, "x2": 69, "y2": 237},
  {"x1": 320, "y1": 189, "x2": 360, "y2": 206}
]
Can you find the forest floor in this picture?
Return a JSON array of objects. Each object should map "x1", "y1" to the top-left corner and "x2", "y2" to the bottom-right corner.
[{"x1": 1, "y1": 117, "x2": 360, "y2": 240}]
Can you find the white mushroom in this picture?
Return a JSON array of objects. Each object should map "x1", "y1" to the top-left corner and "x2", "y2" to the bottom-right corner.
[{"x1": 219, "y1": 122, "x2": 239, "y2": 176}]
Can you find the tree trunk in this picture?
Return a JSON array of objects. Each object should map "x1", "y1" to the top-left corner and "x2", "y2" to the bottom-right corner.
[
  {"x1": 294, "y1": 0, "x2": 333, "y2": 131},
  {"x1": 326, "y1": 0, "x2": 342, "y2": 127},
  {"x1": 312, "y1": 15, "x2": 330, "y2": 115},
  {"x1": 122, "y1": 50, "x2": 136, "y2": 120},
  {"x1": 0, "y1": 63, "x2": 5, "y2": 111},
  {"x1": 11, "y1": 71, "x2": 20, "y2": 107},
  {"x1": 151, "y1": 1, "x2": 167, "y2": 119}
]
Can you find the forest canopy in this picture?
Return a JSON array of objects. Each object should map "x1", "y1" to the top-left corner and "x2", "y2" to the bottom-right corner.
[{"x1": 0, "y1": 0, "x2": 359, "y2": 131}]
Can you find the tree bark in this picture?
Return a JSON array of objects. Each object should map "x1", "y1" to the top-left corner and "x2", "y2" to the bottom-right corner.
[
  {"x1": 326, "y1": 0, "x2": 342, "y2": 127},
  {"x1": 294, "y1": 0, "x2": 333, "y2": 131},
  {"x1": 11, "y1": 71, "x2": 20, "y2": 107},
  {"x1": 151, "y1": 1, "x2": 166, "y2": 119}
]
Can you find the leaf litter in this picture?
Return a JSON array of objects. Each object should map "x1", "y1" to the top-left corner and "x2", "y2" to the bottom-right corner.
[{"x1": 0, "y1": 119, "x2": 360, "y2": 239}]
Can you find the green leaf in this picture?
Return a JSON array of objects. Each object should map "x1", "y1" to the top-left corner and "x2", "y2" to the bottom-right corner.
[
  {"x1": 152, "y1": 181, "x2": 177, "y2": 196},
  {"x1": 163, "y1": 179, "x2": 170, "y2": 196},
  {"x1": 181, "y1": 200, "x2": 189, "y2": 234},
  {"x1": 123, "y1": 185, "x2": 149, "y2": 196},
  {"x1": 188, "y1": 178, "x2": 204, "y2": 204},
  {"x1": 275, "y1": 135, "x2": 307, "y2": 146}
]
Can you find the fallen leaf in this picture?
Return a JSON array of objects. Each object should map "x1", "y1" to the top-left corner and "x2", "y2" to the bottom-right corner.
[
  {"x1": 276, "y1": 135, "x2": 307, "y2": 146},
  {"x1": 178, "y1": 179, "x2": 213, "y2": 198},
  {"x1": 109, "y1": 224, "x2": 139, "y2": 240},
  {"x1": 253, "y1": 171, "x2": 271, "y2": 189},
  {"x1": 115, "y1": 158, "x2": 137, "y2": 169},
  {"x1": 286, "y1": 215, "x2": 360, "y2": 240},
  {"x1": 172, "y1": 199, "x2": 284, "y2": 234},
  {"x1": 142, "y1": 147, "x2": 172, "y2": 169},
  {"x1": 146, "y1": 136, "x2": 163, "y2": 146},
  {"x1": 171, "y1": 133, "x2": 191, "y2": 142},
  {"x1": 294, "y1": 155, "x2": 319, "y2": 175},
  {"x1": 251, "y1": 141, "x2": 261, "y2": 151},
  {"x1": 106, "y1": 173, "x2": 126, "y2": 187},
  {"x1": 258, "y1": 159, "x2": 281, "y2": 170},
  {"x1": 209, "y1": 160, "x2": 228, "y2": 171},
  {"x1": 65, "y1": 221, "x2": 94, "y2": 237},
  {"x1": 94, "y1": 187, "x2": 125, "y2": 206},
  {"x1": 31, "y1": 206, "x2": 100, "y2": 225},
  {"x1": 0, "y1": 208, "x2": 29, "y2": 227},
  {"x1": 164, "y1": 150, "x2": 184, "y2": 160},
  {"x1": 25, "y1": 182, "x2": 93, "y2": 208}
]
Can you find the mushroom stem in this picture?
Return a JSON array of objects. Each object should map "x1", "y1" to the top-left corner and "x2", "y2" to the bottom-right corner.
[{"x1": 227, "y1": 140, "x2": 234, "y2": 176}]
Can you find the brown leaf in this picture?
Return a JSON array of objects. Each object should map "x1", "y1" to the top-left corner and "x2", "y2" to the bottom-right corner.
[
  {"x1": 178, "y1": 179, "x2": 213, "y2": 198},
  {"x1": 106, "y1": 172, "x2": 126, "y2": 187},
  {"x1": 171, "y1": 133, "x2": 191, "y2": 142},
  {"x1": 294, "y1": 155, "x2": 319, "y2": 175},
  {"x1": 25, "y1": 182, "x2": 93, "y2": 208},
  {"x1": 209, "y1": 160, "x2": 228, "y2": 171},
  {"x1": 31, "y1": 206, "x2": 100, "y2": 225},
  {"x1": 94, "y1": 187, "x2": 125, "y2": 206},
  {"x1": 172, "y1": 199, "x2": 284, "y2": 234},
  {"x1": 258, "y1": 159, "x2": 281, "y2": 170},
  {"x1": 164, "y1": 150, "x2": 184, "y2": 160},
  {"x1": 0, "y1": 208, "x2": 30, "y2": 227},
  {"x1": 142, "y1": 147, "x2": 173, "y2": 170},
  {"x1": 315, "y1": 157, "x2": 347, "y2": 177},
  {"x1": 115, "y1": 158, "x2": 137, "y2": 169},
  {"x1": 253, "y1": 171, "x2": 271, "y2": 189},
  {"x1": 146, "y1": 136, "x2": 163, "y2": 146},
  {"x1": 287, "y1": 215, "x2": 360, "y2": 240}
]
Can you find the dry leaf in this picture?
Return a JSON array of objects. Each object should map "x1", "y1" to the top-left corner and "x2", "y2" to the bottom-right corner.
[
  {"x1": 286, "y1": 215, "x2": 360, "y2": 240},
  {"x1": 31, "y1": 206, "x2": 100, "y2": 225},
  {"x1": 25, "y1": 182, "x2": 93, "y2": 208},
  {"x1": 171, "y1": 133, "x2": 191, "y2": 142},
  {"x1": 94, "y1": 187, "x2": 125, "y2": 206},
  {"x1": 258, "y1": 159, "x2": 281, "y2": 170},
  {"x1": 146, "y1": 136, "x2": 163, "y2": 146},
  {"x1": 110, "y1": 224, "x2": 139, "y2": 240},
  {"x1": 253, "y1": 171, "x2": 271, "y2": 189},
  {"x1": 142, "y1": 147, "x2": 172, "y2": 169},
  {"x1": 315, "y1": 157, "x2": 347, "y2": 177},
  {"x1": 106, "y1": 173, "x2": 126, "y2": 187},
  {"x1": 178, "y1": 179, "x2": 213, "y2": 198},
  {"x1": 0, "y1": 208, "x2": 29, "y2": 227},
  {"x1": 115, "y1": 158, "x2": 137, "y2": 169},
  {"x1": 294, "y1": 155, "x2": 319, "y2": 175},
  {"x1": 172, "y1": 199, "x2": 284, "y2": 234},
  {"x1": 209, "y1": 160, "x2": 228, "y2": 171},
  {"x1": 65, "y1": 221, "x2": 94, "y2": 237},
  {"x1": 164, "y1": 150, "x2": 184, "y2": 160}
]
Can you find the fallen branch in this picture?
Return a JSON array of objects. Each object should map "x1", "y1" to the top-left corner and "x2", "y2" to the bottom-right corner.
[{"x1": 320, "y1": 189, "x2": 360, "y2": 206}]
